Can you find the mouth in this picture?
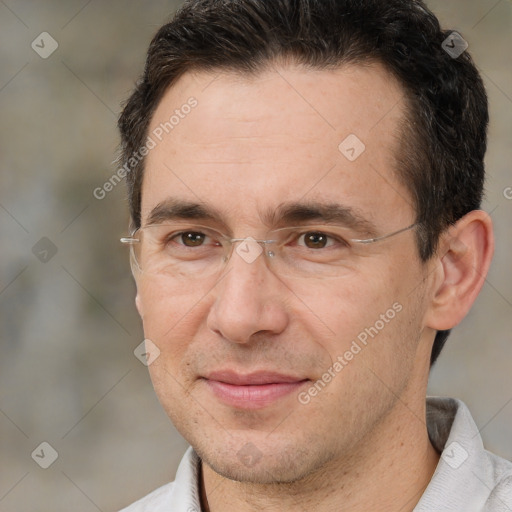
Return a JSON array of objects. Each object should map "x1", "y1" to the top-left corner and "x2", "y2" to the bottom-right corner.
[{"x1": 201, "y1": 370, "x2": 310, "y2": 409}]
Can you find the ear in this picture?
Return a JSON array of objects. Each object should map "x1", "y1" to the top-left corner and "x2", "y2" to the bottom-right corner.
[{"x1": 425, "y1": 210, "x2": 494, "y2": 331}]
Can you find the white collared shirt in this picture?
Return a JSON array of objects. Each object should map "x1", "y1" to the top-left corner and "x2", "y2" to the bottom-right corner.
[{"x1": 119, "y1": 397, "x2": 512, "y2": 511}]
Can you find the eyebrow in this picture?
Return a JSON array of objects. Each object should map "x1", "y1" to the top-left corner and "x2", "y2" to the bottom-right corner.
[{"x1": 145, "y1": 198, "x2": 379, "y2": 236}]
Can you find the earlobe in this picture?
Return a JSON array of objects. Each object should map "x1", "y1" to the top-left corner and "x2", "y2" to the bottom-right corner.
[{"x1": 425, "y1": 210, "x2": 494, "y2": 331}]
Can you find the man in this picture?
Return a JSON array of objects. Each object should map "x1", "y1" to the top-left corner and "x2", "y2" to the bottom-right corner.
[{"x1": 117, "y1": 0, "x2": 511, "y2": 510}]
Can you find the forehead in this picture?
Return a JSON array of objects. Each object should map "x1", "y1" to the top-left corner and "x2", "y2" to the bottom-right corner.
[{"x1": 141, "y1": 63, "x2": 413, "y2": 228}]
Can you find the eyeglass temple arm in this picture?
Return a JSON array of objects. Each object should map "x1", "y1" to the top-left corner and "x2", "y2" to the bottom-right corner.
[
  {"x1": 350, "y1": 223, "x2": 417, "y2": 244},
  {"x1": 120, "y1": 237, "x2": 140, "y2": 245}
]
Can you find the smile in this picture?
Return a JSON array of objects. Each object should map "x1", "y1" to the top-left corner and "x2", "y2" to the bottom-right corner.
[{"x1": 202, "y1": 371, "x2": 310, "y2": 409}]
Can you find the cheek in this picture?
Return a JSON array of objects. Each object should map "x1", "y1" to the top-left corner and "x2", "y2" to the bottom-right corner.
[
  {"x1": 299, "y1": 284, "x2": 418, "y2": 419},
  {"x1": 297, "y1": 264, "x2": 421, "y2": 392},
  {"x1": 136, "y1": 277, "x2": 205, "y2": 359},
  {"x1": 291, "y1": 271, "x2": 397, "y2": 346},
  {"x1": 141, "y1": 283, "x2": 205, "y2": 407}
]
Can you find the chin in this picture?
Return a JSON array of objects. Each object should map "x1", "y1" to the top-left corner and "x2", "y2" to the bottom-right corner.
[{"x1": 193, "y1": 433, "x2": 330, "y2": 485}]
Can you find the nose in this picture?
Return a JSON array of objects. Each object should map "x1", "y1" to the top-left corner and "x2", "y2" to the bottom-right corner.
[{"x1": 206, "y1": 239, "x2": 289, "y2": 344}]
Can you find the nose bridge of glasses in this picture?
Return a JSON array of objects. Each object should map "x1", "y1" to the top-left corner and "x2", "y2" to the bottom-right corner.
[{"x1": 225, "y1": 236, "x2": 279, "y2": 266}]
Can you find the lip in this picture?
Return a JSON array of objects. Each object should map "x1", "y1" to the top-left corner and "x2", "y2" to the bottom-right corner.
[
  {"x1": 202, "y1": 370, "x2": 309, "y2": 409},
  {"x1": 204, "y1": 370, "x2": 306, "y2": 385}
]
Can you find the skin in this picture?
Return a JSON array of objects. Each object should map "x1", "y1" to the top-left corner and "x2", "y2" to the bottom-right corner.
[{"x1": 134, "y1": 62, "x2": 494, "y2": 511}]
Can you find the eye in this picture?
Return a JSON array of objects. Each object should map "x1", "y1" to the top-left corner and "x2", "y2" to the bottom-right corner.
[
  {"x1": 155, "y1": 226, "x2": 225, "y2": 262},
  {"x1": 170, "y1": 230, "x2": 224, "y2": 249},
  {"x1": 299, "y1": 231, "x2": 330, "y2": 249},
  {"x1": 293, "y1": 229, "x2": 350, "y2": 250},
  {"x1": 172, "y1": 231, "x2": 209, "y2": 248}
]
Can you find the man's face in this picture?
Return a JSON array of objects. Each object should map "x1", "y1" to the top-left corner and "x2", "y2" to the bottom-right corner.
[{"x1": 135, "y1": 63, "x2": 435, "y2": 483}]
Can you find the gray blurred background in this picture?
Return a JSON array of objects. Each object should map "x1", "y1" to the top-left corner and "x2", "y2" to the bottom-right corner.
[{"x1": 0, "y1": 1, "x2": 510, "y2": 510}]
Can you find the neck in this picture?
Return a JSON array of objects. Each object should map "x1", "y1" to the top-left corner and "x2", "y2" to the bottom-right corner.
[{"x1": 199, "y1": 395, "x2": 440, "y2": 512}]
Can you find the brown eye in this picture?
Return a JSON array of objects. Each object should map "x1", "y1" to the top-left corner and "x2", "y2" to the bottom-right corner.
[
  {"x1": 303, "y1": 232, "x2": 329, "y2": 249},
  {"x1": 178, "y1": 232, "x2": 206, "y2": 247},
  {"x1": 183, "y1": 232, "x2": 205, "y2": 246}
]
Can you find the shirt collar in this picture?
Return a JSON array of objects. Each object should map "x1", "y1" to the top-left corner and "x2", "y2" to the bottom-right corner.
[
  {"x1": 415, "y1": 396, "x2": 497, "y2": 511},
  {"x1": 172, "y1": 445, "x2": 202, "y2": 510}
]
